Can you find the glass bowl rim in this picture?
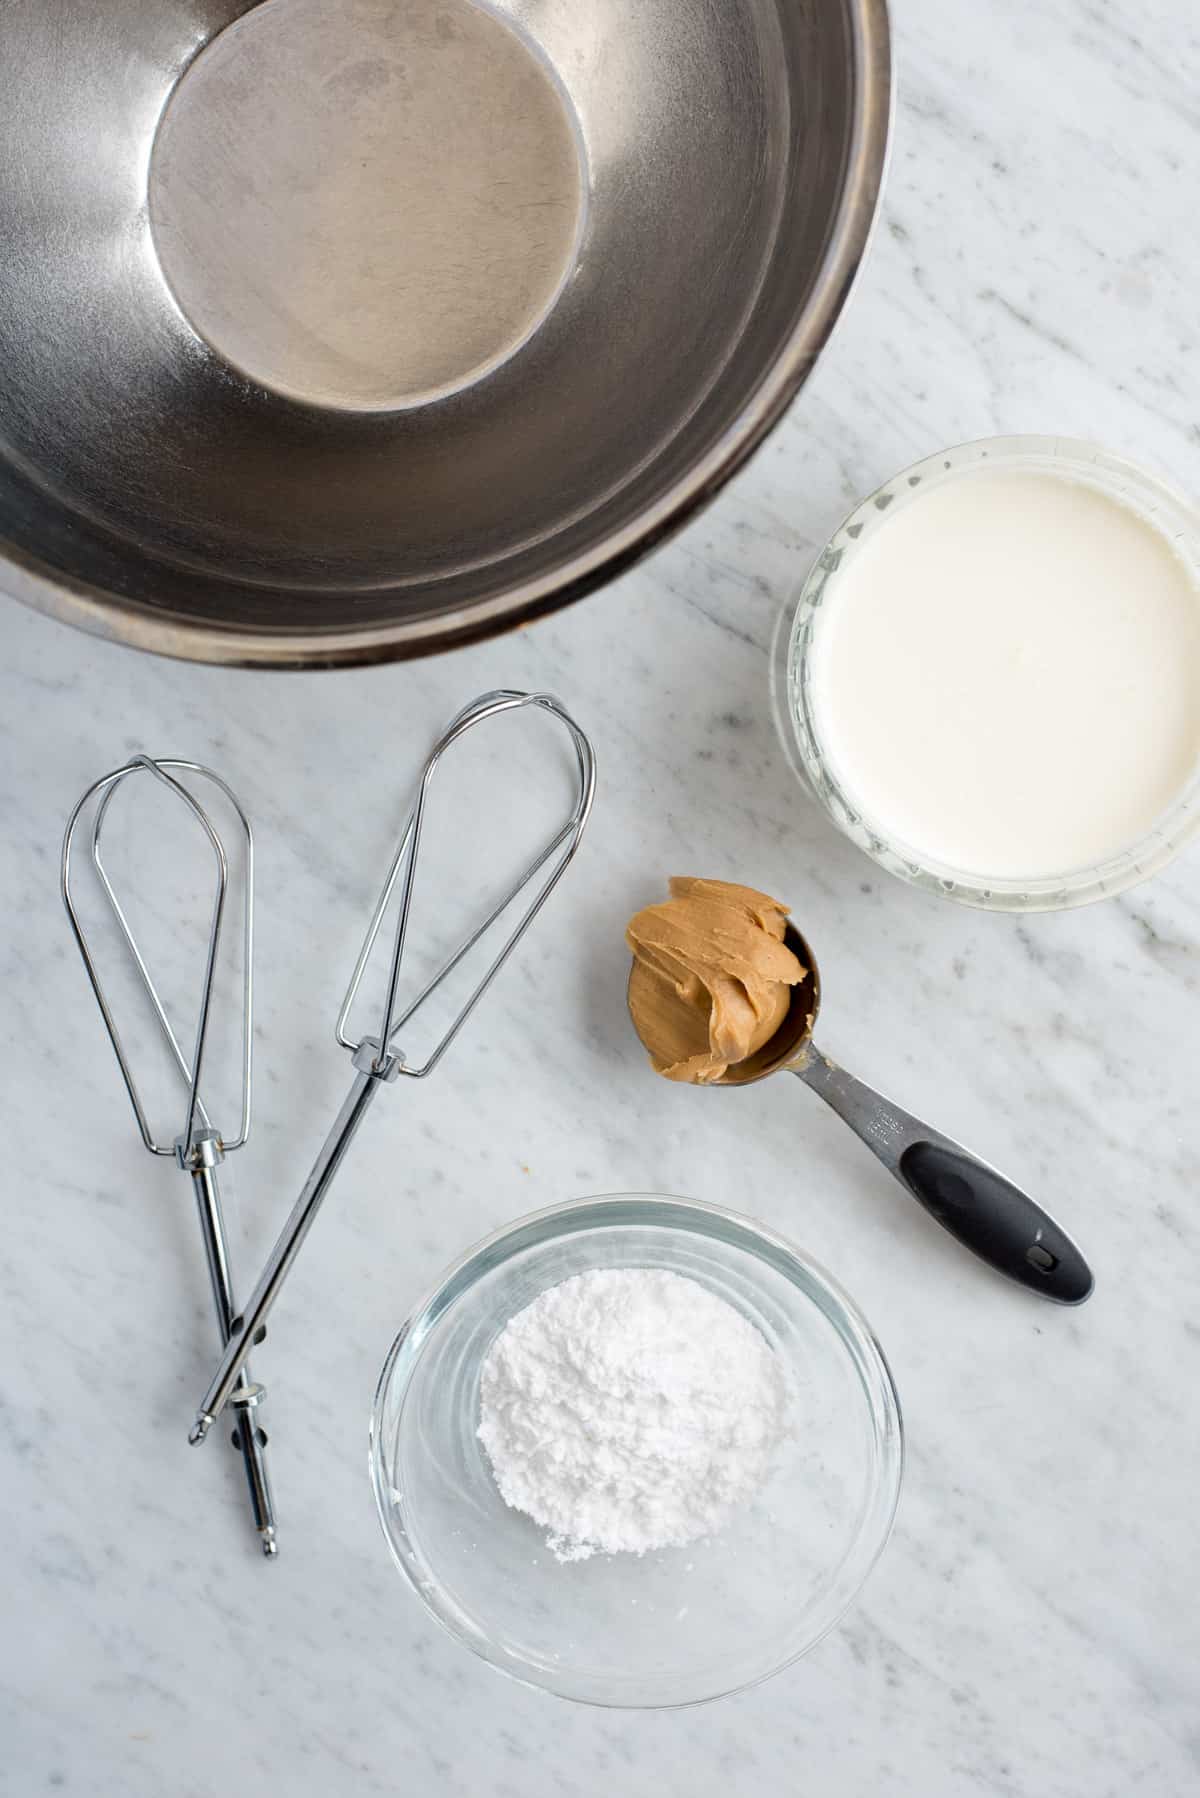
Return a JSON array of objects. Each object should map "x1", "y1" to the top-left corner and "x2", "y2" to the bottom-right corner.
[
  {"x1": 782, "y1": 432, "x2": 1200, "y2": 913},
  {"x1": 369, "y1": 1190, "x2": 905, "y2": 1709}
]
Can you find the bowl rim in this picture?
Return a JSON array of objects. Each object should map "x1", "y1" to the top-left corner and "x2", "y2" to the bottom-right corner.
[
  {"x1": 369, "y1": 1190, "x2": 905, "y2": 1708},
  {"x1": 3, "y1": 0, "x2": 892, "y2": 669}
]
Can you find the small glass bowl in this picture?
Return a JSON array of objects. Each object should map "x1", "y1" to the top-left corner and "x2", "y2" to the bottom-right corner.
[
  {"x1": 370, "y1": 1194, "x2": 902, "y2": 1709},
  {"x1": 776, "y1": 435, "x2": 1200, "y2": 911}
]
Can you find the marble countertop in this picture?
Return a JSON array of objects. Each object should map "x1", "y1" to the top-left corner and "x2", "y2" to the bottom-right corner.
[{"x1": 3, "y1": 0, "x2": 1199, "y2": 1792}]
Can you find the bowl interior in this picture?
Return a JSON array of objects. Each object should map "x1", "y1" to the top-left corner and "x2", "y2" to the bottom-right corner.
[
  {"x1": 371, "y1": 1197, "x2": 902, "y2": 1707},
  {"x1": 0, "y1": 0, "x2": 887, "y2": 658}
]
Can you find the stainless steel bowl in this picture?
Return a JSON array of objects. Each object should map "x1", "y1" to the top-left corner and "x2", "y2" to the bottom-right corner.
[{"x1": 0, "y1": 0, "x2": 890, "y2": 667}]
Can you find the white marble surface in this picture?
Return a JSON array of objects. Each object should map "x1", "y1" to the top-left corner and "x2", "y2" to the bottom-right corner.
[{"x1": 3, "y1": 0, "x2": 1200, "y2": 1791}]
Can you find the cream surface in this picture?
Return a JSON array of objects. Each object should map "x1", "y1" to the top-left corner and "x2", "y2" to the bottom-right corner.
[{"x1": 809, "y1": 469, "x2": 1200, "y2": 879}]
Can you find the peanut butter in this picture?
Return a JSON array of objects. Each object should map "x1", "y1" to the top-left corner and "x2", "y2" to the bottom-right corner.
[{"x1": 625, "y1": 877, "x2": 805, "y2": 1083}]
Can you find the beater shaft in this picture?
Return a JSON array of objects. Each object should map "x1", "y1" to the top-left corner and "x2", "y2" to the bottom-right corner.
[
  {"x1": 191, "y1": 1060, "x2": 390, "y2": 1442},
  {"x1": 187, "y1": 1135, "x2": 277, "y2": 1552}
]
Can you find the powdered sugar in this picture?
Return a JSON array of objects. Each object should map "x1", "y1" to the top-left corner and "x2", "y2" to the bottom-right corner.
[{"x1": 477, "y1": 1267, "x2": 788, "y2": 1561}]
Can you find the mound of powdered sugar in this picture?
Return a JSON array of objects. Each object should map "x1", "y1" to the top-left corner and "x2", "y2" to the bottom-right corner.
[{"x1": 477, "y1": 1267, "x2": 788, "y2": 1560}]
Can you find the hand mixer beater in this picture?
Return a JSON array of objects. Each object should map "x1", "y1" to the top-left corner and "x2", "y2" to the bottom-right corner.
[
  {"x1": 62, "y1": 756, "x2": 278, "y2": 1555},
  {"x1": 188, "y1": 689, "x2": 596, "y2": 1443}
]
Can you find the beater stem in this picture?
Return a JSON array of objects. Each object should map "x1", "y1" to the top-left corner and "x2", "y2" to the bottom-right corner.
[
  {"x1": 185, "y1": 1132, "x2": 278, "y2": 1553},
  {"x1": 190, "y1": 1048, "x2": 398, "y2": 1442}
]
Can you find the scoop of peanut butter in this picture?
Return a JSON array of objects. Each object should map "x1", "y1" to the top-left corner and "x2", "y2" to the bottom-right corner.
[{"x1": 626, "y1": 877, "x2": 805, "y2": 1083}]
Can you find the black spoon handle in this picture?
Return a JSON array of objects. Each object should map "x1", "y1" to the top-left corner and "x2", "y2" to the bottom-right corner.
[{"x1": 791, "y1": 1047, "x2": 1093, "y2": 1304}]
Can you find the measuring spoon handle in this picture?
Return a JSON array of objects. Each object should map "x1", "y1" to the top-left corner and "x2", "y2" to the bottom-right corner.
[{"x1": 792, "y1": 1049, "x2": 1093, "y2": 1304}]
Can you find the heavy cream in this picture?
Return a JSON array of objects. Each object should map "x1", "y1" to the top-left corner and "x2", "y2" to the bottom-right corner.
[{"x1": 807, "y1": 467, "x2": 1200, "y2": 880}]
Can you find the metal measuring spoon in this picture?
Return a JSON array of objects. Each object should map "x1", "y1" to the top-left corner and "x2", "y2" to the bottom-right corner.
[{"x1": 631, "y1": 921, "x2": 1094, "y2": 1304}]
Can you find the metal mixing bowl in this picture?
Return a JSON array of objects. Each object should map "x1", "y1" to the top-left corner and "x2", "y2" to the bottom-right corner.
[{"x1": 0, "y1": 0, "x2": 890, "y2": 667}]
